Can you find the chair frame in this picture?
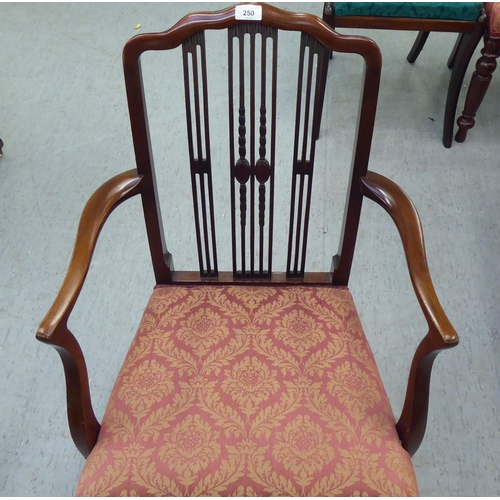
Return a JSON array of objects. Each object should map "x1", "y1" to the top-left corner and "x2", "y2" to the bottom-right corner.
[
  {"x1": 321, "y1": 2, "x2": 487, "y2": 148},
  {"x1": 37, "y1": 3, "x2": 457, "y2": 463},
  {"x1": 456, "y1": 30, "x2": 500, "y2": 142}
]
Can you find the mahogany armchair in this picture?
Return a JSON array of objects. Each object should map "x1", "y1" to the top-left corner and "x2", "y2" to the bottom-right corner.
[
  {"x1": 37, "y1": 3, "x2": 457, "y2": 496},
  {"x1": 320, "y1": 2, "x2": 486, "y2": 148}
]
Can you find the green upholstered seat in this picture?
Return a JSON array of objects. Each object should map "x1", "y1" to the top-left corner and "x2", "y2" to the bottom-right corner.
[{"x1": 334, "y1": 2, "x2": 483, "y2": 21}]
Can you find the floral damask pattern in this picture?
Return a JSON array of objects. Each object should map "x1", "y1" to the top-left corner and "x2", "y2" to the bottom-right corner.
[
  {"x1": 274, "y1": 310, "x2": 325, "y2": 357},
  {"x1": 273, "y1": 415, "x2": 335, "y2": 487},
  {"x1": 176, "y1": 308, "x2": 229, "y2": 356},
  {"x1": 222, "y1": 356, "x2": 280, "y2": 415},
  {"x1": 77, "y1": 285, "x2": 418, "y2": 496},
  {"x1": 328, "y1": 361, "x2": 381, "y2": 420},
  {"x1": 159, "y1": 414, "x2": 220, "y2": 486},
  {"x1": 118, "y1": 360, "x2": 174, "y2": 418}
]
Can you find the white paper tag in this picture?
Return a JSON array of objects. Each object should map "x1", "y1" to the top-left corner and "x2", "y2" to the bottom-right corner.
[{"x1": 235, "y1": 4, "x2": 263, "y2": 21}]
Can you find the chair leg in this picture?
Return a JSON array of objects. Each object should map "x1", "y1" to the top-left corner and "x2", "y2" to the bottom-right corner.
[
  {"x1": 407, "y1": 31, "x2": 430, "y2": 63},
  {"x1": 323, "y1": 2, "x2": 334, "y2": 27},
  {"x1": 447, "y1": 33, "x2": 465, "y2": 69},
  {"x1": 456, "y1": 34, "x2": 500, "y2": 143},
  {"x1": 0, "y1": 138, "x2": 3, "y2": 157},
  {"x1": 315, "y1": 2, "x2": 335, "y2": 140},
  {"x1": 442, "y1": 20, "x2": 486, "y2": 148},
  {"x1": 322, "y1": 2, "x2": 335, "y2": 60}
]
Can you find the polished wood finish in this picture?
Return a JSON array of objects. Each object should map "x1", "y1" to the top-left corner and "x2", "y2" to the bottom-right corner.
[
  {"x1": 182, "y1": 32, "x2": 218, "y2": 278},
  {"x1": 123, "y1": 2, "x2": 381, "y2": 285},
  {"x1": 443, "y1": 19, "x2": 486, "y2": 147},
  {"x1": 37, "y1": 170, "x2": 143, "y2": 457},
  {"x1": 332, "y1": 15, "x2": 477, "y2": 33},
  {"x1": 321, "y1": 2, "x2": 486, "y2": 148},
  {"x1": 37, "y1": 3, "x2": 457, "y2": 461},
  {"x1": 287, "y1": 33, "x2": 330, "y2": 278},
  {"x1": 227, "y1": 24, "x2": 278, "y2": 278},
  {"x1": 360, "y1": 170, "x2": 457, "y2": 455},
  {"x1": 456, "y1": 33, "x2": 500, "y2": 143},
  {"x1": 406, "y1": 31, "x2": 430, "y2": 63},
  {"x1": 447, "y1": 32, "x2": 464, "y2": 69}
]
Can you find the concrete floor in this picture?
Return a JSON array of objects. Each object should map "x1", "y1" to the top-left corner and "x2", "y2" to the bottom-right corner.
[{"x1": 1, "y1": 2, "x2": 500, "y2": 496}]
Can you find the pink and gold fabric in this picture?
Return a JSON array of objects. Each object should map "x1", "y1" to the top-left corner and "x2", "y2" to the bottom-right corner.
[
  {"x1": 76, "y1": 285, "x2": 418, "y2": 496},
  {"x1": 485, "y1": 2, "x2": 500, "y2": 37}
]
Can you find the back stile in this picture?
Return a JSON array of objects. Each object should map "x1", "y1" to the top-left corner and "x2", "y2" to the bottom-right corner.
[
  {"x1": 123, "y1": 58, "x2": 173, "y2": 283},
  {"x1": 332, "y1": 59, "x2": 381, "y2": 285}
]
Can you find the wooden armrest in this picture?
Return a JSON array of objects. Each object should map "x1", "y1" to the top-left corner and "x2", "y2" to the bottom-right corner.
[
  {"x1": 36, "y1": 169, "x2": 143, "y2": 457},
  {"x1": 360, "y1": 170, "x2": 458, "y2": 456}
]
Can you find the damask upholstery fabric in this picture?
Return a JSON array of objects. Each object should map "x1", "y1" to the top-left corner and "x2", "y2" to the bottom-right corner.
[
  {"x1": 77, "y1": 285, "x2": 418, "y2": 496},
  {"x1": 334, "y1": 2, "x2": 482, "y2": 21},
  {"x1": 485, "y1": 2, "x2": 500, "y2": 36}
]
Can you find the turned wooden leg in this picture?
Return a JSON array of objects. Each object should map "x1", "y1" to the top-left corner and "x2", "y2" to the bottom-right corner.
[
  {"x1": 442, "y1": 19, "x2": 486, "y2": 148},
  {"x1": 407, "y1": 31, "x2": 430, "y2": 63},
  {"x1": 456, "y1": 34, "x2": 500, "y2": 143}
]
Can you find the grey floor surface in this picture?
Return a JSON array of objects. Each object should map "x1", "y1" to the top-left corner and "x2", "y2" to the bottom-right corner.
[{"x1": 1, "y1": 2, "x2": 500, "y2": 496}]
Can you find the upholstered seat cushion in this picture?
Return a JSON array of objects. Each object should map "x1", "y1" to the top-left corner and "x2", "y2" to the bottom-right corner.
[
  {"x1": 334, "y1": 2, "x2": 482, "y2": 21},
  {"x1": 77, "y1": 285, "x2": 418, "y2": 496},
  {"x1": 486, "y1": 2, "x2": 500, "y2": 37}
]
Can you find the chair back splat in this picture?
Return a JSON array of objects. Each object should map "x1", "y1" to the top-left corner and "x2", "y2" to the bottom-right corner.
[{"x1": 122, "y1": 3, "x2": 381, "y2": 286}]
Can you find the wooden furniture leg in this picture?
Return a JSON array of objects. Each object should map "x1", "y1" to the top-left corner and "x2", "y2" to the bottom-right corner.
[
  {"x1": 447, "y1": 33, "x2": 464, "y2": 69},
  {"x1": 442, "y1": 18, "x2": 486, "y2": 148},
  {"x1": 407, "y1": 31, "x2": 430, "y2": 63},
  {"x1": 0, "y1": 138, "x2": 3, "y2": 157},
  {"x1": 456, "y1": 34, "x2": 500, "y2": 143}
]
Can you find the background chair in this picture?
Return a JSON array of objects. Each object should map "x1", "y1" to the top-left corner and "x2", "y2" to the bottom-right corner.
[
  {"x1": 456, "y1": 2, "x2": 500, "y2": 142},
  {"x1": 320, "y1": 2, "x2": 486, "y2": 148},
  {"x1": 37, "y1": 3, "x2": 457, "y2": 496}
]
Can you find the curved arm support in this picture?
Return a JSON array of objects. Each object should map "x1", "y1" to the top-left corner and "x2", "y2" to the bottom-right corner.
[
  {"x1": 36, "y1": 169, "x2": 143, "y2": 457},
  {"x1": 360, "y1": 170, "x2": 458, "y2": 456}
]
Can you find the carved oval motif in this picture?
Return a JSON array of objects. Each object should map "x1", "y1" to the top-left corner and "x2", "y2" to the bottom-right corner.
[
  {"x1": 234, "y1": 158, "x2": 250, "y2": 184},
  {"x1": 255, "y1": 158, "x2": 270, "y2": 183}
]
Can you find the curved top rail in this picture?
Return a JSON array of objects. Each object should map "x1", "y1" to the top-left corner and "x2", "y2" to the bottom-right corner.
[{"x1": 123, "y1": 2, "x2": 381, "y2": 67}]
